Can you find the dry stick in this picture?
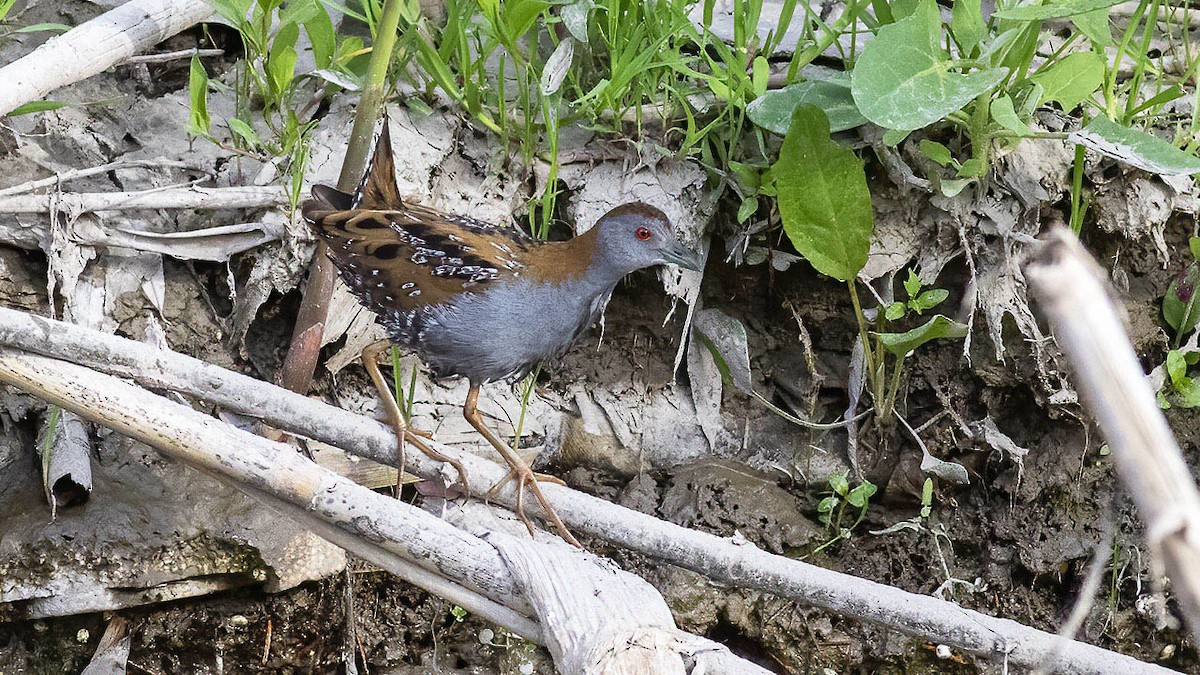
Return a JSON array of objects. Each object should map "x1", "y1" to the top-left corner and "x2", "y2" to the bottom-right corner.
[
  {"x1": 0, "y1": 308, "x2": 1172, "y2": 675},
  {"x1": 0, "y1": 159, "x2": 198, "y2": 197},
  {"x1": 0, "y1": 0, "x2": 215, "y2": 117},
  {"x1": 0, "y1": 350, "x2": 769, "y2": 675},
  {"x1": 121, "y1": 48, "x2": 224, "y2": 64},
  {"x1": 277, "y1": 0, "x2": 406, "y2": 395},
  {"x1": 0, "y1": 186, "x2": 288, "y2": 214},
  {"x1": 1025, "y1": 228, "x2": 1200, "y2": 646},
  {"x1": 0, "y1": 349, "x2": 541, "y2": 641}
]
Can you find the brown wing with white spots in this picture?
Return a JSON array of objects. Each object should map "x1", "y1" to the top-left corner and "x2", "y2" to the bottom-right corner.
[{"x1": 305, "y1": 200, "x2": 535, "y2": 314}]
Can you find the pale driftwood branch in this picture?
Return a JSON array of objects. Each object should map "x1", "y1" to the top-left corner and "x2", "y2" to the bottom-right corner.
[
  {"x1": 0, "y1": 186, "x2": 288, "y2": 214},
  {"x1": 0, "y1": 0, "x2": 215, "y2": 117},
  {"x1": 0, "y1": 349, "x2": 540, "y2": 639},
  {"x1": 1025, "y1": 228, "x2": 1200, "y2": 645},
  {"x1": 0, "y1": 158, "x2": 199, "y2": 197},
  {"x1": 0, "y1": 308, "x2": 1173, "y2": 675},
  {"x1": 0, "y1": 350, "x2": 767, "y2": 674}
]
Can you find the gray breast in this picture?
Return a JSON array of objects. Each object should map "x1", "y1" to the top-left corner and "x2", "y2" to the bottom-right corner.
[{"x1": 400, "y1": 277, "x2": 615, "y2": 383}]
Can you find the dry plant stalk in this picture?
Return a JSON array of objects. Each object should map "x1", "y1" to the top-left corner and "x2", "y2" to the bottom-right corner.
[{"x1": 1025, "y1": 228, "x2": 1200, "y2": 646}]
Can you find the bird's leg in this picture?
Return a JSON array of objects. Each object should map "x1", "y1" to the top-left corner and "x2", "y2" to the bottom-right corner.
[
  {"x1": 361, "y1": 340, "x2": 468, "y2": 497},
  {"x1": 463, "y1": 383, "x2": 581, "y2": 547}
]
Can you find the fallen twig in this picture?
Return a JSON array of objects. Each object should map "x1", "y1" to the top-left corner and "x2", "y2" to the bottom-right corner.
[
  {"x1": 0, "y1": 0, "x2": 216, "y2": 117},
  {"x1": 0, "y1": 186, "x2": 288, "y2": 214},
  {"x1": 1025, "y1": 228, "x2": 1200, "y2": 646},
  {"x1": 0, "y1": 158, "x2": 199, "y2": 197},
  {"x1": 121, "y1": 47, "x2": 224, "y2": 65},
  {"x1": 0, "y1": 306, "x2": 1173, "y2": 675}
]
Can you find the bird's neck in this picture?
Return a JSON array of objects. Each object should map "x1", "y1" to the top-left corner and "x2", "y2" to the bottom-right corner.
[{"x1": 527, "y1": 227, "x2": 624, "y2": 294}]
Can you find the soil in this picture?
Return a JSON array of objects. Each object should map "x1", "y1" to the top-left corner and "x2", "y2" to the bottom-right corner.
[{"x1": 1, "y1": 2, "x2": 1199, "y2": 674}]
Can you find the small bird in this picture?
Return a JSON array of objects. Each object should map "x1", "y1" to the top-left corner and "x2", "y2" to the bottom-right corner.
[{"x1": 303, "y1": 119, "x2": 702, "y2": 545}]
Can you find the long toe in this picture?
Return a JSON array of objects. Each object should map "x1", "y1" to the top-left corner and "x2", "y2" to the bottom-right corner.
[{"x1": 486, "y1": 467, "x2": 580, "y2": 547}]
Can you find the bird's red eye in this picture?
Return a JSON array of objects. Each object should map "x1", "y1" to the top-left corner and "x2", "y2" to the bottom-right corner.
[{"x1": 635, "y1": 226, "x2": 653, "y2": 241}]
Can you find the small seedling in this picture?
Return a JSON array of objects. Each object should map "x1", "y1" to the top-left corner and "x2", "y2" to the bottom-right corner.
[{"x1": 808, "y1": 471, "x2": 877, "y2": 556}]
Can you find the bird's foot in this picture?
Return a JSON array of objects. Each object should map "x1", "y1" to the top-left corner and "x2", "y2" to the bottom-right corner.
[{"x1": 487, "y1": 466, "x2": 580, "y2": 548}]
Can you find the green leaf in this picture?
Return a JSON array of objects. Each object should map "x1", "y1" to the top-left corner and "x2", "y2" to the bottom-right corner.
[
  {"x1": 752, "y1": 56, "x2": 769, "y2": 98},
  {"x1": 207, "y1": 0, "x2": 253, "y2": 26},
  {"x1": 846, "y1": 481, "x2": 877, "y2": 508},
  {"x1": 561, "y1": 0, "x2": 591, "y2": 42},
  {"x1": 14, "y1": 22, "x2": 71, "y2": 34},
  {"x1": 885, "y1": 302, "x2": 906, "y2": 321},
  {"x1": 957, "y1": 157, "x2": 986, "y2": 177},
  {"x1": 903, "y1": 269, "x2": 922, "y2": 298},
  {"x1": 950, "y1": 0, "x2": 985, "y2": 55},
  {"x1": 1071, "y1": 115, "x2": 1200, "y2": 176},
  {"x1": 1164, "y1": 262, "x2": 1200, "y2": 335},
  {"x1": 1072, "y1": 8, "x2": 1113, "y2": 45},
  {"x1": 1129, "y1": 85, "x2": 1186, "y2": 118},
  {"x1": 938, "y1": 177, "x2": 972, "y2": 197},
  {"x1": 919, "y1": 139, "x2": 953, "y2": 166},
  {"x1": 186, "y1": 53, "x2": 210, "y2": 136},
  {"x1": 737, "y1": 195, "x2": 759, "y2": 223},
  {"x1": 7, "y1": 100, "x2": 67, "y2": 116},
  {"x1": 829, "y1": 472, "x2": 850, "y2": 496},
  {"x1": 303, "y1": 4, "x2": 336, "y2": 70},
  {"x1": 1167, "y1": 349, "x2": 1187, "y2": 383},
  {"x1": 993, "y1": 0, "x2": 1124, "y2": 20},
  {"x1": 911, "y1": 289, "x2": 949, "y2": 313},
  {"x1": 1189, "y1": 237, "x2": 1200, "y2": 261},
  {"x1": 266, "y1": 22, "x2": 300, "y2": 102},
  {"x1": 228, "y1": 118, "x2": 260, "y2": 147},
  {"x1": 882, "y1": 128, "x2": 911, "y2": 146},
  {"x1": 990, "y1": 94, "x2": 1034, "y2": 136},
  {"x1": 876, "y1": 314, "x2": 968, "y2": 356},
  {"x1": 773, "y1": 106, "x2": 874, "y2": 281},
  {"x1": 747, "y1": 81, "x2": 868, "y2": 135},
  {"x1": 851, "y1": 0, "x2": 1007, "y2": 131},
  {"x1": 1031, "y1": 51, "x2": 1104, "y2": 110},
  {"x1": 817, "y1": 495, "x2": 838, "y2": 514}
]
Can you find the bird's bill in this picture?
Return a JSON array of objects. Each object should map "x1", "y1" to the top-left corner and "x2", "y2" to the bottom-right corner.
[{"x1": 661, "y1": 240, "x2": 704, "y2": 272}]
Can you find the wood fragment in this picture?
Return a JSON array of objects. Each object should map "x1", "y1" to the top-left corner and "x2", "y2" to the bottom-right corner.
[
  {"x1": 1025, "y1": 228, "x2": 1200, "y2": 646},
  {"x1": 0, "y1": 0, "x2": 216, "y2": 117}
]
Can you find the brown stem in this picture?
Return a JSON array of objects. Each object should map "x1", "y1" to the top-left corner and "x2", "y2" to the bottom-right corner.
[{"x1": 275, "y1": 0, "x2": 406, "y2": 395}]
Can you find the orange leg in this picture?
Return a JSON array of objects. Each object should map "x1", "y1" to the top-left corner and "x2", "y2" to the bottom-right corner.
[
  {"x1": 361, "y1": 340, "x2": 468, "y2": 497},
  {"x1": 463, "y1": 383, "x2": 580, "y2": 547}
]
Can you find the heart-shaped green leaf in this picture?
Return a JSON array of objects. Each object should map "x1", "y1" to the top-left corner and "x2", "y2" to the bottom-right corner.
[
  {"x1": 748, "y1": 81, "x2": 867, "y2": 135},
  {"x1": 851, "y1": 0, "x2": 1007, "y2": 131}
]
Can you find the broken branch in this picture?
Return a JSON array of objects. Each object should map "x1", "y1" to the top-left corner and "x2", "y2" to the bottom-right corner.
[
  {"x1": 1025, "y1": 228, "x2": 1200, "y2": 646},
  {"x1": 0, "y1": 0, "x2": 216, "y2": 117}
]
